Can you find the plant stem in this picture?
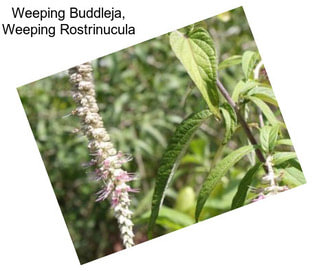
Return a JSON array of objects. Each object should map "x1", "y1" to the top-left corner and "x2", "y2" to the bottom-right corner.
[{"x1": 216, "y1": 79, "x2": 267, "y2": 166}]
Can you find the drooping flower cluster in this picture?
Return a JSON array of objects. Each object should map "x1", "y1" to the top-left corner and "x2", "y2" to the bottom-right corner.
[
  {"x1": 69, "y1": 62, "x2": 137, "y2": 248},
  {"x1": 250, "y1": 155, "x2": 288, "y2": 202}
]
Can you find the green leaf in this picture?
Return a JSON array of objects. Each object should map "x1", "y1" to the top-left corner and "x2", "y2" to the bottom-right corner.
[
  {"x1": 195, "y1": 145, "x2": 254, "y2": 221},
  {"x1": 138, "y1": 206, "x2": 194, "y2": 230},
  {"x1": 260, "y1": 126, "x2": 271, "y2": 153},
  {"x1": 288, "y1": 159, "x2": 302, "y2": 171},
  {"x1": 149, "y1": 110, "x2": 213, "y2": 235},
  {"x1": 170, "y1": 27, "x2": 220, "y2": 117},
  {"x1": 189, "y1": 138, "x2": 206, "y2": 157},
  {"x1": 157, "y1": 207, "x2": 195, "y2": 228},
  {"x1": 232, "y1": 80, "x2": 257, "y2": 103},
  {"x1": 220, "y1": 103, "x2": 237, "y2": 144},
  {"x1": 247, "y1": 87, "x2": 278, "y2": 106},
  {"x1": 231, "y1": 163, "x2": 262, "y2": 210},
  {"x1": 181, "y1": 154, "x2": 203, "y2": 165},
  {"x1": 248, "y1": 96, "x2": 279, "y2": 126},
  {"x1": 276, "y1": 139, "x2": 293, "y2": 146},
  {"x1": 260, "y1": 124, "x2": 280, "y2": 153},
  {"x1": 273, "y1": 152, "x2": 297, "y2": 166},
  {"x1": 175, "y1": 186, "x2": 196, "y2": 213},
  {"x1": 242, "y1": 51, "x2": 259, "y2": 79},
  {"x1": 218, "y1": 55, "x2": 242, "y2": 70},
  {"x1": 282, "y1": 167, "x2": 306, "y2": 187}
]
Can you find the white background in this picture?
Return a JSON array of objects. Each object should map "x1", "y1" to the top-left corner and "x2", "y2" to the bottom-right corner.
[{"x1": 0, "y1": 0, "x2": 322, "y2": 270}]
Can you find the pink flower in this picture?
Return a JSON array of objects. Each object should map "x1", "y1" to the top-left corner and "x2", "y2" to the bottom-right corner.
[
  {"x1": 127, "y1": 187, "x2": 139, "y2": 193},
  {"x1": 103, "y1": 156, "x2": 118, "y2": 167},
  {"x1": 111, "y1": 193, "x2": 120, "y2": 207},
  {"x1": 114, "y1": 170, "x2": 136, "y2": 182},
  {"x1": 81, "y1": 159, "x2": 96, "y2": 168},
  {"x1": 95, "y1": 183, "x2": 114, "y2": 202},
  {"x1": 251, "y1": 193, "x2": 266, "y2": 203},
  {"x1": 95, "y1": 168, "x2": 109, "y2": 181},
  {"x1": 103, "y1": 159, "x2": 110, "y2": 167},
  {"x1": 117, "y1": 152, "x2": 133, "y2": 164}
]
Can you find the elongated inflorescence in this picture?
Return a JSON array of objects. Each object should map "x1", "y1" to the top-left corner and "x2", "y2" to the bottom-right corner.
[
  {"x1": 250, "y1": 155, "x2": 288, "y2": 202},
  {"x1": 69, "y1": 62, "x2": 137, "y2": 248}
]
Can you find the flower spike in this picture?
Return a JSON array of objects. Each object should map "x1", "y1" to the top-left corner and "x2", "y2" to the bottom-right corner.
[{"x1": 69, "y1": 62, "x2": 138, "y2": 249}]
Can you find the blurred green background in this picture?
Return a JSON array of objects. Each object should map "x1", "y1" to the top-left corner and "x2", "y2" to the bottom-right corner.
[{"x1": 17, "y1": 7, "x2": 289, "y2": 264}]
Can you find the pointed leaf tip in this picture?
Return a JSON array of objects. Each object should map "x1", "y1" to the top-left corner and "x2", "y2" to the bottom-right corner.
[
  {"x1": 170, "y1": 27, "x2": 220, "y2": 117},
  {"x1": 148, "y1": 110, "x2": 213, "y2": 235}
]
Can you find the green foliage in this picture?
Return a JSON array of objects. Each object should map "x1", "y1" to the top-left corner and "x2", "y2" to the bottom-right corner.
[
  {"x1": 175, "y1": 186, "x2": 196, "y2": 213},
  {"x1": 273, "y1": 152, "x2": 297, "y2": 165},
  {"x1": 231, "y1": 163, "x2": 262, "y2": 209},
  {"x1": 282, "y1": 167, "x2": 306, "y2": 187},
  {"x1": 276, "y1": 139, "x2": 293, "y2": 146},
  {"x1": 219, "y1": 55, "x2": 242, "y2": 70},
  {"x1": 260, "y1": 125, "x2": 279, "y2": 154},
  {"x1": 195, "y1": 145, "x2": 254, "y2": 221},
  {"x1": 248, "y1": 96, "x2": 279, "y2": 126},
  {"x1": 248, "y1": 87, "x2": 278, "y2": 106},
  {"x1": 138, "y1": 206, "x2": 195, "y2": 231},
  {"x1": 170, "y1": 27, "x2": 220, "y2": 117},
  {"x1": 232, "y1": 80, "x2": 257, "y2": 103},
  {"x1": 149, "y1": 110, "x2": 212, "y2": 235},
  {"x1": 220, "y1": 103, "x2": 237, "y2": 144},
  {"x1": 242, "y1": 51, "x2": 259, "y2": 79}
]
